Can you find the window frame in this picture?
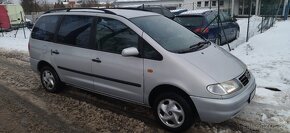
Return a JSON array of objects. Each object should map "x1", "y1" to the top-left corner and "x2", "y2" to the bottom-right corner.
[
  {"x1": 219, "y1": 0, "x2": 224, "y2": 6},
  {"x1": 212, "y1": 1, "x2": 217, "y2": 6},
  {"x1": 197, "y1": 1, "x2": 202, "y2": 7},
  {"x1": 204, "y1": 1, "x2": 209, "y2": 7},
  {"x1": 93, "y1": 17, "x2": 141, "y2": 55},
  {"x1": 31, "y1": 15, "x2": 62, "y2": 42},
  {"x1": 54, "y1": 15, "x2": 96, "y2": 49}
]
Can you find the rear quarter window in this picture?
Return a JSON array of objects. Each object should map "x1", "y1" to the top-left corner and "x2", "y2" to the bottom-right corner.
[
  {"x1": 174, "y1": 16, "x2": 205, "y2": 27},
  {"x1": 31, "y1": 15, "x2": 60, "y2": 42}
]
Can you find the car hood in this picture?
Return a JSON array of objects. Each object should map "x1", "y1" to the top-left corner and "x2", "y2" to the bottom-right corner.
[{"x1": 177, "y1": 44, "x2": 246, "y2": 82}]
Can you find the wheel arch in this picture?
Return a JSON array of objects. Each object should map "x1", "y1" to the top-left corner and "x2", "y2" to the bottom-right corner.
[
  {"x1": 148, "y1": 84, "x2": 200, "y2": 120},
  {"x1": 37, "y1": 60, "x2": 54, "y2": 72}
]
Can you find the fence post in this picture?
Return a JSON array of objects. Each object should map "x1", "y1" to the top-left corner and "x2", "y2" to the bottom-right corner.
[
  {"x1": 260, "y1": 17, "x2": 263, "y2": 33},
  {"x1": 246, "y1": 0, "x2": 252, "y2": 42}
]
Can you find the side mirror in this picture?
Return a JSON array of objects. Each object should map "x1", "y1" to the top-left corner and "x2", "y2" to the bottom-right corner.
[{"x1": 121, "y1": 47, "x2": 139, "y2": 57}]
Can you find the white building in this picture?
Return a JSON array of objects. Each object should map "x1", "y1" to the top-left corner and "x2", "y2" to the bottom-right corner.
[
  {"x1": 182, "y1": 0, "x2": 289, "y2": 17},
  {"x1": 113, "y1": 0, "x2": 183, "y2": 9},
  {"x1": 113, "y1": 0, "x2": 290, "y2": 17}
]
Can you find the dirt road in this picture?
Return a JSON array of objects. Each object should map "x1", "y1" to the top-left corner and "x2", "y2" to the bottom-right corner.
[{"x1": 0, "y1": 50, "x2": 248, "y2": 133}]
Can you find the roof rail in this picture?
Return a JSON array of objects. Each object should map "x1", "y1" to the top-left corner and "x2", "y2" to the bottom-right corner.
[{"x1": 44, "y1": 8, "x2": 116, "y2": 15}]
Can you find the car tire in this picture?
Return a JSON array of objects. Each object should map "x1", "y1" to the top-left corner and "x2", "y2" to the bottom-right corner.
[
  {"x1": 153, "y1": 92, "x2": 195, "y2": 132},
  {"x1": 40, "y1": 66, "x2": 62, "y2": 93}
]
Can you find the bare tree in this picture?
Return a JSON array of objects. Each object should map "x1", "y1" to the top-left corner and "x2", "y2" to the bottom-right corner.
[
  {"x1": 80, "y1": 0, "x2": 100, "y2": 7},
  {"x1": 21, "y1": 0, "x2": 41, "y2": 14},
  {"x1": 39, "y1": 0, "x2": 51, "y2": 11}
]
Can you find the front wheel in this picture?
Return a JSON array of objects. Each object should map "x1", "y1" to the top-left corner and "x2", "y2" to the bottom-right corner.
[{"x1": 153, "y1": 92, "x2": 195, "y2": 132}]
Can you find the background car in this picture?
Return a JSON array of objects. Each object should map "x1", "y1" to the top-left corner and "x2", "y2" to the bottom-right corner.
[
  {"x1": 120, "y1": 5, "x2": 175, "y2": 19},
  {"x1": 170, "y1": 9, "x2": 188, "y2": 16},
  {"x1": 174, "y1": 9, "x2": 240, "y2": 45}
]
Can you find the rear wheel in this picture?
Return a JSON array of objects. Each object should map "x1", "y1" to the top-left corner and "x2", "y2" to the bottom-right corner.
[
  {"x1": 153, "y1": 92, "x2": 195, "y2": 132},
  {"x1": 40, "y1": 66, "x2": 62, "y2": 92}
]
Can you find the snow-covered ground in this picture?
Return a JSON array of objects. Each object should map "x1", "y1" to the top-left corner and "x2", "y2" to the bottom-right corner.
[
  {"x1": 0, "y1": 18, "x2": 289, "y2": 132},
  {"x1": 230, "y1": 20, "x2": 290, "y2": 132},
  {"x1": 0, "y1": 28, "x2": 30, "y2": 52}
]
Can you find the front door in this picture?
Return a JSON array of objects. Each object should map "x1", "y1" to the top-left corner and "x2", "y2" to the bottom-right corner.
[{"x1": 91, "y1": 17, "x2": 144, "y2": 103}]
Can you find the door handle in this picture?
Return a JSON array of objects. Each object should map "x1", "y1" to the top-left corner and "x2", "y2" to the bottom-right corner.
[
  {"x1": 51, "y1": 50, "x2": 59, "y2": 55},
  {"x1": 92, "y1": 58, "x2": 101, "y2": 63}
]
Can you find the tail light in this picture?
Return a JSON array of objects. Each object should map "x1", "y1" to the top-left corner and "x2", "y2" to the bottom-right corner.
[{"x1": 194, "y1": 27, "x2": 209, "y2": 33}]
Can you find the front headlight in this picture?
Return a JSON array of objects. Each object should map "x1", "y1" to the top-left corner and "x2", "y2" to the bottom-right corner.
[{"x1": 207, "y1": 79, "x2": 242, "y2": 95}]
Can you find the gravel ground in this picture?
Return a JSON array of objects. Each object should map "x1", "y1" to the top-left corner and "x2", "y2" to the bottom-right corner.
[{"x1": 0, "y1": 49, "x2": 253, "y2": 133}]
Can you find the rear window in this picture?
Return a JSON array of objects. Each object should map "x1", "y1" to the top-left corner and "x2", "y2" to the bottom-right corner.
[
  {"x1": 174, "y1": 16, "x2": 205, "y2": 27},
  {"x1": 31, "y1": 15, "x2": 60, "y2": 42}
]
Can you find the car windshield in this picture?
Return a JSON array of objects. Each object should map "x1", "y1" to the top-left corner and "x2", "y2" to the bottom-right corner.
[
  {"x1": 174, "y1": 16, "x2": 204, "y2": 27},
  {"x1": 130, "y1": 15, "x2": 206, "y2": 53}
]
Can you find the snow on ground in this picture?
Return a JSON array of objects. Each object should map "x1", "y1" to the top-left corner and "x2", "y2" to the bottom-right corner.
[
  {"x1": 231, "y1": 20, "x2": 290, "y2": 132},
  {"x1": 0, "y1": 28, "x2": 30, "y2": 52}
]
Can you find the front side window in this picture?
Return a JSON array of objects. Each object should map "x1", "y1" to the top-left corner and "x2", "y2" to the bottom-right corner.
[
  {"x1": 56, "y1": 15, "x2": 93, "y2": 49},
  {"x1": 95, "y1": 18, "x2": 139, "y2": 54},
  {"x1": 31, "y1": 15, "x2": 60, "y2": 42},
  {"x1": 131, "y1": 15, "x2": 206, "y2": 53}
]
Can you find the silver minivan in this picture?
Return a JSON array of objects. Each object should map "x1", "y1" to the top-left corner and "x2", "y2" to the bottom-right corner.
[{"x1": 29, "y1": 8, "x2": 256, "y2": 132}]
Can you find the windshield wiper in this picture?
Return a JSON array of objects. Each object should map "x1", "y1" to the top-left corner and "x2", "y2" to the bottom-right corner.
[
  {"x1": 189, "y1": 41, "x2": 211, "y2": 50},
  {"x1": 174, "y1": 41, "x2": 211, "y2": 54}
]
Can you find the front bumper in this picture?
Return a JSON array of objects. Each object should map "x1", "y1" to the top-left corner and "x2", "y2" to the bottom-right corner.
[{"x1": 191, "y1": 77, "x2": 256, "y2": 123}]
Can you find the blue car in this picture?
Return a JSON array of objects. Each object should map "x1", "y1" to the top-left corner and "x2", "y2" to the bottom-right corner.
[{"x1": 174, "y1": 9, "x2": 240, "y2": 45}]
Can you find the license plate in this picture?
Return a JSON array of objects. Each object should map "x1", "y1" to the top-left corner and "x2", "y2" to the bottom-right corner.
[{"x1": 248, "y1": 89, "x2": 255, "y2": 103}]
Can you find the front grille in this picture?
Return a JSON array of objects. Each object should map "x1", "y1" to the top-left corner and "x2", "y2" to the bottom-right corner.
[{"x1": 239, "y1": 70, "x2": 250, "y2": 86}]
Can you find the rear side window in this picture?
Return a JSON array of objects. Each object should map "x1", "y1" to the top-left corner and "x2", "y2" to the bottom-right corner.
[
  {"x1": 31, "y1": 15, "x2": 60, "y2": 42},
  {"x1": 206, "y1": 12, "x2": 218, "y2": 24},
  {"x1": 174, "y1": 16, "x2": 205, "y2": 27},
  {"x1": 56, "y1": 15, "x2": 93, "y2": 49}
]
